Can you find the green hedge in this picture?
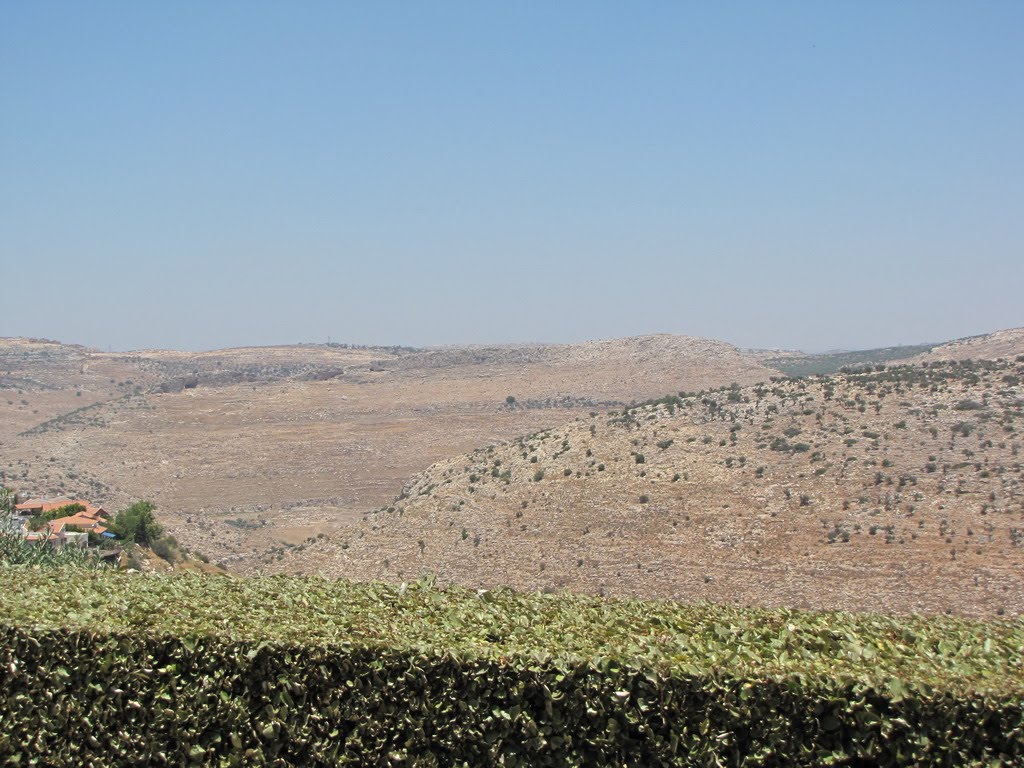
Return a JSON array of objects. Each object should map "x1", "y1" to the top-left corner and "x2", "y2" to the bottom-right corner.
[
  {"x1": 0, "y1": 530, "x2": 105, "y2": 569},
  {"x1": 1, "y1": 569, "x2": 1022, "y2": 766}
]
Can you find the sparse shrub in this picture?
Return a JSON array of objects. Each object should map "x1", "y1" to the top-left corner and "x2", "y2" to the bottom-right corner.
[
  {"x1": 951, "y1": 422, "x2": 974, "y2": 437},
  {"x1": 954, "y1": 399, "x2": 983, "y2": 411},
  {"x1": 151, "y1": 536, "x2": 180, "y2": 564}
]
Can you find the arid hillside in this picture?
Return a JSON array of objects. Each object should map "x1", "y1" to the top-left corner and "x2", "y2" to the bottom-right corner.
[
  {"x1": 0, "y1": 334, "x2": 775, "y2": 569},
  {"x1": 902, "y1": 328, "x2": 1024, "y2": 364},
  {"x1": 278, "y1": 354, "x2": 1024, "y2": 618},
  {"x1": 0, "y1": 338, "x2": 403, "y2": 439}
]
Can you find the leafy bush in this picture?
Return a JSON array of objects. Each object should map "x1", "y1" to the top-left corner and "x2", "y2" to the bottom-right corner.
[
  {"x1": 44, "y1": 502, "x2": 86, "y2": 519},
  {"x1": 0, "y1": 571, "x2": 1021, "y2": 766},
  {"x1": 952, "y1": 421, "x2": 975, "y2": 437},
  {"x1": 0, "y1": 531, "x2": 101, "y2": 569},
  {"x1": 955, "y1": 399, "x2": 984, "y2": 411},
  {"x1": 769, "y1": 437, "x2": 809, "y2": 453},
  {"x1": 151, "y1": 535, "x2": 181, "y2": 564},
  {"x1": 112, "y1": 500, "x2": 163, "y2": 546}
]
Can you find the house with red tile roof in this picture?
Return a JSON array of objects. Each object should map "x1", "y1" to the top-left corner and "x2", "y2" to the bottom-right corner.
[
  {"x1": 15, "y1": 497, "x2": 108, "y2": 519},
  {"x1": 12, "y1": 497, "x2": 112, "y2": 548}
]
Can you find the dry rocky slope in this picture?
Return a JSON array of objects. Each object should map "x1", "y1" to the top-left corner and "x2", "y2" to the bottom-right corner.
[
  {"x1": 902, "y1": 327, "x2": 1024, "y2": 364},
  {"x1": 278, "y1": 338, "x2": 1024, "y2": 619},
  {"x1": 0, "y1": 334, "x2": 773, "y2": 569}
]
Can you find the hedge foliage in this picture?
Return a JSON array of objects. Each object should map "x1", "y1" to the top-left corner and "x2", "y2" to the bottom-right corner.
[
  {"x1": 0, "y1": 530, "x2": 104, "y2": 569},
  {"x1": 1, "y1": 568, "x2": 1022, "y2": 766}
]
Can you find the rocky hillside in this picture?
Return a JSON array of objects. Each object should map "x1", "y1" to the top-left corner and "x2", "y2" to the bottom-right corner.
[
  {"x1": 278, "y1": 355, "x2": 1024, "y2": 618},
  {"x1": 750, "y1": 327, "x2": 1024, "y2": 378},
  {"x1": 2, "y1": 333, "x2": 778, "y2": 569},
  {"x1": 903, "y1": 327, "x2": 1024, "y2": 364},
  {"x1": 376, "y1": 334, "x2": 775, "y2": 401}
]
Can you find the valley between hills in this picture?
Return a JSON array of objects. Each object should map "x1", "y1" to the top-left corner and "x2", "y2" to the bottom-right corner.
[
  {"x1": 0, "y1": 334, "x2": 769, "y2": 567},
  {"x1": 2, "y1": 329, "x2": 1022, "y2": 618}
]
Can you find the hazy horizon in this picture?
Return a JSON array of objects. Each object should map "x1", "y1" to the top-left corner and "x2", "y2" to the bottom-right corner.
[
  {"x1": 3, "y1": 3, "x2": 1021, "y2": 352},
  {"x1": 1, "y1": 325, "x2": 998, "y2": 357}
]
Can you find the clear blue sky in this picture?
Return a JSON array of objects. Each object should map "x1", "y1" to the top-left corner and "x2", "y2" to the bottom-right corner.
[{"x1": 2, "y1": 2, "x2": 1021, "y2": 352}]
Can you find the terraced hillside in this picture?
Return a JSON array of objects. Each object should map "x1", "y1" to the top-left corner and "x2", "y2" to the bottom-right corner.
[{"x1": 279, "y1": 356, "x2": 1024, "y2": 618}]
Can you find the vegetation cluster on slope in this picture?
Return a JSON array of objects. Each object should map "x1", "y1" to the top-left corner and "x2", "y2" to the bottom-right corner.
[{"x1": 763, "y1": 344, "x2": 936, "y2": 377}]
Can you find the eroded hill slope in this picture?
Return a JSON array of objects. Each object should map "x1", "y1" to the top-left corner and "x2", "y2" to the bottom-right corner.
[{"x1": 280, "y1": 357, "x2": 1024, "y2": 618}]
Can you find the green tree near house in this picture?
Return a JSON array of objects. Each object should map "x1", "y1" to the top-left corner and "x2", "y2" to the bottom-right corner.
[{"x1": 112, "y1": 501, "x2": 163, "y2": 546}]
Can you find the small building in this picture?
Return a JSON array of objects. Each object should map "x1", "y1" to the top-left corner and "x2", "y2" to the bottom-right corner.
[{"x1": 13, "y1": 497, "x2": 111, "y2": 548}]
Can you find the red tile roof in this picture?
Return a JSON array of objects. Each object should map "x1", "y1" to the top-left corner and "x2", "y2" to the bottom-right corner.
[
  {"x1": 15, "y1": 497, "x2": 108, "y2": 519},
  {"x1": 50, "y1": 512, "x2": 107, "y2": 534}
]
